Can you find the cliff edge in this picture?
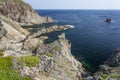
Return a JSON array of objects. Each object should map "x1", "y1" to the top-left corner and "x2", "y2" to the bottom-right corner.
[{"x1": 0, "y1": 0, "x2": 54, "y2": 25}]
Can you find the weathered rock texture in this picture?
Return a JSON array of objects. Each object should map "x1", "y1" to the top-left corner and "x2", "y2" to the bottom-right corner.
[
  {"x1": 105, "y1": 48, "x2": 120, "y2": 67},
  {"x1": 90, "y1": 49, "x2": 120, "y2": 80},
  {"x1": 0, "y1": 14, "x2": 28, "y2": 50},
  {"x1": 0, "y1": 7, "x2": 84, "y2": 79},
  {"x1": 14, "y1": 33, "x2": 85, "y2": 80},
  {"x1": 0, "y1": 0, "x2": 54, "y2": 25}
]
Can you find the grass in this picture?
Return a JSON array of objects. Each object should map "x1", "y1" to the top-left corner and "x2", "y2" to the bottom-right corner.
[
  {"x1": 97, "y1": 72, "x2": 120, "y2": 79},
  {"x1": 0, "y1": 56, "x2": 32, "y2": 80},
  {"x1": 0, "y1": 50, "x2": 4, "y2": 56},
  {"x1": 101, "y1": 74, "x2": 108, "y2": 80},
  {"x1": 0, "y1": 69, "x2": 32, "y2": 80},
  {"x1": 17, "y1": 55, "x2": 40, "y2": 67},
  {"x1": 54, "y1": 46, "x2": 59, "y2": 51},
  {"x1": 0, "y1": 56, "x2": 13, "y2": 69},
  {"x1": 45, "y1": 52, "x2": 53, "y2": 58},
  {"x1": 110, "y1": 75, "x2": 120, "y2": 79},
  {"x1": 96, "y1": 72, "x2": 108, "y2": 80}
]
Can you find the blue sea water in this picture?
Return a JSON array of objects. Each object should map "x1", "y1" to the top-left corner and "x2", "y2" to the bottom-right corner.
[{"x1": 36, "y1": 10, "x2": 120, "y2": 72}]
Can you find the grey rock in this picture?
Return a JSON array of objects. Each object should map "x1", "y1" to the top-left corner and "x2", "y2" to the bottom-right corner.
[
  {"x1": 0, "y1": 0, "x2": 54, "y2": 25},
  {"x1": 105, "y1": 48, "x2": 120, "y2": 67}
]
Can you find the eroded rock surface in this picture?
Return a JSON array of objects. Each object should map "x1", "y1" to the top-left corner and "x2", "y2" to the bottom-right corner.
[
  {"x1": 0, "y1": 0, "x2": 54, "y2": 25},
  {"x1": 90, "y1": 49, "x2": 120, "y2": 80},
  {"x1": 14, "y1": 33, "x2": 85, "y2": 80},
  {"x1": 105, "y1": 48, "x2": 120, "y2": 67}
]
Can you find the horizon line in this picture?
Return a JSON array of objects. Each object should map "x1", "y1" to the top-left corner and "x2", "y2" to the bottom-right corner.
[{"x1": 34, "y1": 9, "x2": 120, "y2": 10}]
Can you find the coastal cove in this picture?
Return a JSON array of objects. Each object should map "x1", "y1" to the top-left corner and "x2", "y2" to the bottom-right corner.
[
  {"x1": 27, "y1": 10, "x2": 120, "y2": 72},
  {"x1": 1, "y1": 0, "x2": 120, "y2": 79}
]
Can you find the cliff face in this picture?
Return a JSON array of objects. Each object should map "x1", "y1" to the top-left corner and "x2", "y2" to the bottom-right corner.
[
  {"x1": 13, "y1": 33, "x2": 85, "y2": 80},
  {"x1": 89, "y1": 49, "x2": 120, "y2": 80},
  {"x1": 104, "y1": 48, "x2": 120, "y2": 67},
  {"x1": 0, "y1": 14, "x2": 28, "y2": 50},
  {"x1": 0, "y1": 0, "x2": 87, "y2": 78},
  {"x1": 0, "y1": 0, "x2": 54, "y2": 25}
]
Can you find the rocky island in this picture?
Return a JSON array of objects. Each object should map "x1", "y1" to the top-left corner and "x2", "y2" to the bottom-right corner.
[{"x1": 0, "y1": 0, "x2": 120, "y2": 80}]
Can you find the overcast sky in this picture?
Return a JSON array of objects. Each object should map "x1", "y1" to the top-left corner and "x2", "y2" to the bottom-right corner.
[{"x1": 24, "y1": 0, "x2": 120, "y2": 10}]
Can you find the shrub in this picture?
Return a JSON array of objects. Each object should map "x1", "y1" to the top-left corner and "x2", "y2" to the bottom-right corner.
[{"x1": 17, "y1": 55, "x2": 40, "y2": 67}]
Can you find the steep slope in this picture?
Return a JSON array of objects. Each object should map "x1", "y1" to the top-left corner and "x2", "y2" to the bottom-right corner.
[
  {"x1": 0, "y1": 0, "x2": 54, "y2": 25},
  {"x1": 12, "y1": 33, "x2": 85, "y2": 80},
  {"x1": 104, "y1": 48, "x2": 120, "y2": 67},
  {"x1": 0, "y1": 1, "x2": 86, "y2": 80},
  {"x1": 0, "y1": 14, "x2": 27, "y2": 50},
  {"x1": 0, "y1": 13, "x2": 29, "y2": 35},
  {"x1": 89, "y1": 49, "x2": 120, "y2": 80}
]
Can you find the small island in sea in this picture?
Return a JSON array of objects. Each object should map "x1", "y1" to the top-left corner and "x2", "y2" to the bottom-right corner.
[{"x1": 0, "y1": 0, "x2": 120, "y2": 80}]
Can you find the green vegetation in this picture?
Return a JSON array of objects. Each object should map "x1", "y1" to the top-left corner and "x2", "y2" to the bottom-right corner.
[
  {"x1": 0, "y1": 56, "x2": 32, "y2": 80},
  {"x1": 17, "y1": 55, "x2": 40, "y2": 67},
  {"x1": 97, "y1": 72, "x2": 120, "y2": 79},
  {"x1": 111, "y1": 75, "x2": 120, "y2": 79},
  {"x1": 54, "y1": 46, "x2": 59, "y2": 51},
  {"x1": 96, "y1": 72, "x2": 108, "y2": 80},
  {"x1": 0, "y1": 69, "x2": 32, "y2": 80},
  {"x1": 0, "y1": 50, "x2": 4, "y2": 56},
  {"x1": 45, "y1": 52, "x2": 53, "y2": 58},
  {"x1": 0, "y1": 56, "x2": 13, "y2": 69},
  {"x1": 101, "y1": 74, "x2": 108, "y2": 80}
]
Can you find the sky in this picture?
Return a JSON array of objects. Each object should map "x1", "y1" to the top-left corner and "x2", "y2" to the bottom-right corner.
[{"x1": 24, "y1": 0, "x2": 120, "y2": 10}]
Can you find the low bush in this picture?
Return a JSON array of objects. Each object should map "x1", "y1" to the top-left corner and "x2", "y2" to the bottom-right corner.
[{"x1": 17, "y1": 55, "x2": 40, "y2": 67}]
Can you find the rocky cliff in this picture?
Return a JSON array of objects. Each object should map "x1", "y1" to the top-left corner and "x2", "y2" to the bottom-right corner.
[
  {"x1": 104, "y1": 48, "x2": 120, "y2": 67},
  {"x1": 0, "y1": 13, "x2": 29, "y2": 50},
  {"x1": 0, "y1": 18, "x2": 85, "y2": 79},
  {"x1": 11, "y1": 33, "x2": 85, "y2": 80},
  {"x1": 1, "y1": 0, "x2": 120, "y2": 80},
  {"x1": 0, "y1": 14, "x2": 85, "y2": 79},
  {"x1": 88, "y1": 49, "x2": 120, "y2": 80},
  {"x1": 0, "y1": 0, "x2": 54, "y2": 25},
  {"x1": 0, "y1": 1, "x2": 85, "y2": 79}
]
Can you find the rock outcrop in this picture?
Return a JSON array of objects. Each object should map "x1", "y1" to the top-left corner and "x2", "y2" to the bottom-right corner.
[
  {"x1": 90, "y1": 49, "x2": 120, "y2": 80},
  {"x1": 0, "y1": 14, "x2": 28, "y2": 50},
  {"x1": 32, "y1": 25, "x2": 74, "y2": 38},
  {"x1": 104, "y1": 48, "x2": 120, "y2": 67},
  {"x1": 0, "y1": 0, "x2": 54, "y2": 25},
  {"x1": 0, "y1": 4, "x2": 84, "y2": 79},
  {"x1": 0, "y1": 0, "x2": 85, "y2": 80},
  {"x1": 14, "y1": 33, "x2": 85, "y2": 80}
]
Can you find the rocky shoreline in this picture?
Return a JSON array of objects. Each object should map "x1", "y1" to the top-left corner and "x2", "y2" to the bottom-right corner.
[
  {"x1": 0, "y1": 0, "x2": 120, "y2": 80},
  {"x1": 32, "y1": 25, "x2": 74, "y2": 38}
]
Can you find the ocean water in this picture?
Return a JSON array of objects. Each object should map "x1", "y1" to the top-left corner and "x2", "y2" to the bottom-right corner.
[{"x1": 36, "y1": 10, "x2": 120, "y2": 72}]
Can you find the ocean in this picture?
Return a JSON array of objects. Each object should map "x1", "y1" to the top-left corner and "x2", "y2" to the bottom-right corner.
[{"x1": 36, "y1": 10, "x2": 120, "y2": 72}]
